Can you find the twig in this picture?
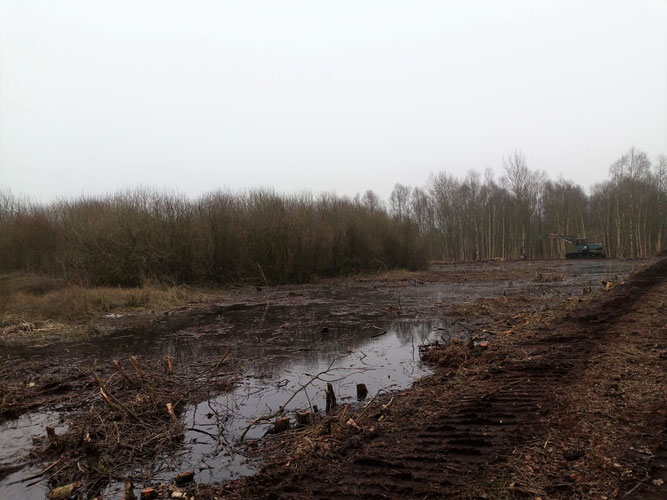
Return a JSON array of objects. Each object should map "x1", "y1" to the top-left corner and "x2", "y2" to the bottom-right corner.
[
  {"x1": 239, "y1": 357, "x2": 339, "y2": 441},
  {"x1": 5, "y1": 458, "x2": 63, "y2": 485},
  {"x1": 186, "y1": 427, "x2": 219, "y2": 440},
  {"x1": 371, "y1": 325, "x2": 387, "y2": 338},
  {"x1": 623, "y1": 475, "x2": 648, "y2": 497},
  {"x1": 257, "y1": 262, "x2": 270, "y2": 287},
  {"x1": 185, "y1": 347, "x2": 232, "y2": 397},
  {"x1": 112, "y1": 360, "x2": 134, "y2": 384},
  {"x1": 480, "y1": 380, "x2": 521, "y2": 399},
  {"x1": 91, "y1": 366, "x2": 144, "y2": 424}
]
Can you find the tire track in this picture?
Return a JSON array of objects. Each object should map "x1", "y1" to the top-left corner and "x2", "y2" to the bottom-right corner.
[{"x1": 235, "y1": 260, "x2": 667, "y2": 499}]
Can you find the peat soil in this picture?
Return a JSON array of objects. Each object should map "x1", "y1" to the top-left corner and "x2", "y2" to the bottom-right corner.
[
  {"x1": 0, "y1": 259, "x2": 659, "y2": 498},
  {"x1": 189, "y1": 258, "x2": 666, "y2": 500}
]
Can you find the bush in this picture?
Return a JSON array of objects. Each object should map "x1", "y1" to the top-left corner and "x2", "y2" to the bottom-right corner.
[{"x1": 0, "y1": 189, "x2": 427, "y2": 287}]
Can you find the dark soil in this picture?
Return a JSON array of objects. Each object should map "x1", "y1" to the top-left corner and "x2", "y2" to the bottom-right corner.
[
  {"x1": 182, "y1": 258, "x2": 667, "y2": 499},
  {"x1": 1, "y1": 258, "x2": 662, "y2": 499}
]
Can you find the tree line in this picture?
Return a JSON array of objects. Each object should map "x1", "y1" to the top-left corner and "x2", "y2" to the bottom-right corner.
[
  {"x1": 0, "y1": 190, "x2": 426, "y2": 286},
  {"x1": 382, "y1": 147, "x2": 666, "y2": 261},
  {"x1": 0, "y1": 146, "x2": 664, "y2": 287}
]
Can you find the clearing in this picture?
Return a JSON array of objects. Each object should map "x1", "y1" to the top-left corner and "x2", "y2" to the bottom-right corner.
[{"x1": 1, "y1": 259, "x2": 664, "y2": 499}]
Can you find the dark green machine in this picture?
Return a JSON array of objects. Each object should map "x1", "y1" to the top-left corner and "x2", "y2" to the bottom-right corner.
[{"x1": 522, "y1": 233, "x2": 606, "y2": 259}]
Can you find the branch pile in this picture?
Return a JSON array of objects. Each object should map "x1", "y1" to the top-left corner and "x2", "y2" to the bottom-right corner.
[{"x1": 29, "y1": 353, "x2": 234, "y2": 498}]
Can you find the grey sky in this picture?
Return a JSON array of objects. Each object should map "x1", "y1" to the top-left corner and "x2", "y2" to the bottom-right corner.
[{"x1": 1, "y1": 0, "x2": 666, "y2": 202}]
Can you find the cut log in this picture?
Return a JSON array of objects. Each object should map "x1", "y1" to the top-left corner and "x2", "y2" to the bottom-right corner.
[
  {"x1": 129, "y1": 356, "x2": 145, "y2": 379},
  {"x1": 113, "y1": 360, "x2": 134, "y2": 384},
  {"x1": 174, "y1": 469, "x2": 195, "y2": 485},
  {"x1": 475, "y1": 341, "x2": 489, "y2": 350},
  {"x1": 140, "y1": 488, "x2": 157, "y2": 500},
  {"x1": 356, "y1": 383, "x2": 368, "y2": 400},
  {"x1": 346, "y1": 418, "x2": 361, "y2": 431},
  {"x1": 273, "y1": 417, "x2": 290, "y2": 433}
]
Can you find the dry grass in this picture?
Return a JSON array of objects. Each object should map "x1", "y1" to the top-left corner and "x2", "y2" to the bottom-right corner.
[{"x1": 0, "y1": 272, "x2": 217, "y2": 326}]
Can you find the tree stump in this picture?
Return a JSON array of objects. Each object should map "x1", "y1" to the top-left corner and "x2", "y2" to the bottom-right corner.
[
  {"x1": 356, "y1": 383, "x2": 368, "y2": 400},
  {"x1": 273, "y1": 417, "x2": 290, "y2": 433},
  {"x1": 46, "y1": 425, "x2": 57, "y2": 443},
  {"x1": 296, "y1": 411, "x2": 312, "y2": 425},
  {"x1": 325, "y1": 383, "x2": 337, "y2": 413}
]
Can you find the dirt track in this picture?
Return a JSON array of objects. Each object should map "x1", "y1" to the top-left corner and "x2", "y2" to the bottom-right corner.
[{"x1": 205, "y1": 259, "x2": 667, "y2": 499}]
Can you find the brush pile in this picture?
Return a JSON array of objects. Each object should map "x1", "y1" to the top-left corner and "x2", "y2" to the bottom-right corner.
[{"x1": 30, "y1": 352, "x2": 234, "y2": 498}]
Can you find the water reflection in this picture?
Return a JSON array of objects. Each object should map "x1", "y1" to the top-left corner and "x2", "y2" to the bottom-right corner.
[{"x1": 163, "y1": 318, "x2": 444, "y2": 485}]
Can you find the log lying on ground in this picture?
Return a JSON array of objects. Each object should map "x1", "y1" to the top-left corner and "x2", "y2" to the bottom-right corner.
[{"x1": 174, "y1": 470, "x2": 195, "y2": 485}]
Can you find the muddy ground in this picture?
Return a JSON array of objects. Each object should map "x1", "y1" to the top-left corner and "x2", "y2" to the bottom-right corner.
[{"x1": 1, "y1": 259, "x2": 664, "y2": 499}]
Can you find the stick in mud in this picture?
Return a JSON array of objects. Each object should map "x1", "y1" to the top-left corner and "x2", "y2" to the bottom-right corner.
[
  {"x1": 165, "y1": 355, "x2": 174, "y2": 376},
  {"x1": 113, "y1": 359, "x2": 135, "y2": 384},
  {"x1": 166, "y1": 402, "x2": 182, "y2": 435},
  {"x1": 129, "y1": 356, "x2": 145, "y2": 380},
  {"x1": 325, "y1": 383, "x2": 337, "y2": 413}
]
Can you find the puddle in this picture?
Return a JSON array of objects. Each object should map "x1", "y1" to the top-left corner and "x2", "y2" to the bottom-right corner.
[
  {"x1": 99, "y1": 318, "x2": 444, "y2": 497},
  {"x1": 180, "y1": 319, "x2": 441, "y2": 478},
  {"x1": 0, "y1": 411, "x2": 67, "y2": 498}
]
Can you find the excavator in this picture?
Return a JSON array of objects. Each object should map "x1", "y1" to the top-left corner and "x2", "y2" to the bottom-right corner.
[{"x1": 521, "y1": 233, "x2": 606, "y2": 259}]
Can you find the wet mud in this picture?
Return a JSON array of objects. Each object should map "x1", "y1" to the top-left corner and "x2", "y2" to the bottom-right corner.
[{"x1": 0, "y1": 259, "x2": 653, "y2": 498}]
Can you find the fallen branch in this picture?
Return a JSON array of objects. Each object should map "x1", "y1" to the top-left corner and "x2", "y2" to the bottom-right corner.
[
  {"x1": 239, "y1": 357, "x2": 339, "y2": 441},
  {"x1": 5, "y1": 458, "x2": 63, "y2": 485},
  {"x1": 112, "y1": 360, "x2": 134, "y2": 384},
  {"x1": 371, "y1": 325, "x2": 388, "y2": 338}
]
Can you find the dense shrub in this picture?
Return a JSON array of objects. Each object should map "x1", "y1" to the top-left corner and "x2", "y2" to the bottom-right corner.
[{"x1": 0, "y1": 189, "x2": 427, "y2": 286}]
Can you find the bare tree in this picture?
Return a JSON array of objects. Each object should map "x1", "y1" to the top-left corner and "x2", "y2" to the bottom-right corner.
[
  {"x1": 361, "y1": 189, "x2": 383, "y2": 213},
  {"x1": 390, "y1": 183, "x2": 411, "y2": 220},
  {"x1": 502, "y1": 150, "x2": 545, "y2": 255}
]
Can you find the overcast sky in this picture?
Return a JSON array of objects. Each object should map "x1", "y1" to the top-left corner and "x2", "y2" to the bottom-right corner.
[{"x1": 1, "y1": 0, "x2": 666, "y2": 202}]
